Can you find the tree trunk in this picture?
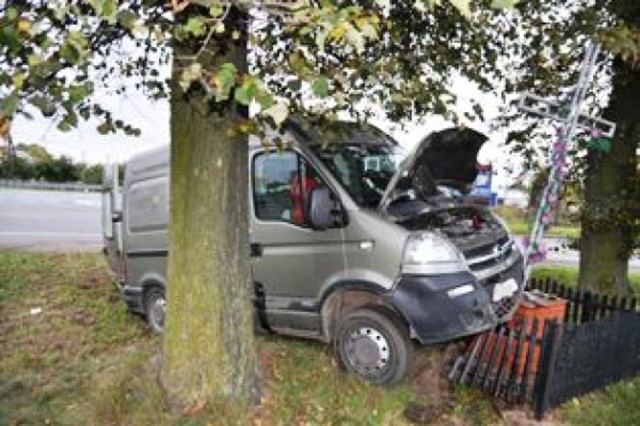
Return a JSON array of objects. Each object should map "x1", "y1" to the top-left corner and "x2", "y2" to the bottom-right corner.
[
  {"x1": 160, "y1": 11, "x2": 260, "y2": 406},
  {"x1": 579, "y1": 56, "x2": 640, "y2": 296}
]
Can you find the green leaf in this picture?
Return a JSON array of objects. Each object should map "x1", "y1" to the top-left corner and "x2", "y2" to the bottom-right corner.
[
  {"x1": 212, "y1": 62, "x2": 238, "y2": 100},
  {"x1": 0, "y1": 93, "x2": 19, "y2": 117},
  {"x1": 89, "y1": 0, "x2": 118, "y2": 24},
  {"x1": 185, "y1": 17, "x2": 206, "y2": 37},
  {"x1": 209, "y1": 5, "x2": 224, "y2": 18},
  {"x1": 30, "y1": 95, "x2": 56, "y2": 117},
  {"x1": 234, "y1": 77, "x2": 259, "y2": 105},
  {"x1": 449, "y1": 0, "x2": 472, "y2": 19},
  {"x1": 287, "y1": 79, "x2": 302, "y2": 92},
  {"x1": 490, "y1": 0, "x2": 518, "y2": 9},
  {"x1": 312, "y1": 76, "x2": 330, "y2": 98},
  {"x1": 117, "y1": 10, "x2": 139, "y2": 30},
  {"x1": 69, "y1": 84, "x2": 90, "y2": 104},
  {"x1": 255, "y1": 91, "x2": 275, "y2": 110}
]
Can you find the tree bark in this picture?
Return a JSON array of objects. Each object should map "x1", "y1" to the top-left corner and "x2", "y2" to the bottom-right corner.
[
  {"x1": 160, "y1": 10, "x2": 260, "y2": 406},
  {"x1": 579, "y1": 56, "x2": 639, "y2": 296}
]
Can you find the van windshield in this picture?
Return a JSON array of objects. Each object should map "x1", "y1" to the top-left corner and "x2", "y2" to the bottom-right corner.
[{"x1": 311, "y1": 144, "x2": 407, "y2": 208}]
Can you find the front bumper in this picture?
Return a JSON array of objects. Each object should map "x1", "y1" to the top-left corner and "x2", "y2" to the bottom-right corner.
[{"x1": 390, "y1": 256, "x2": 524, "y2": 345}]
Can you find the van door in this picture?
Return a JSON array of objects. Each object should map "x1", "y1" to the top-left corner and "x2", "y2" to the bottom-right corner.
[
  {"x1": 102, "y1": 163, "x2": 125, "y2": 283},
  {"x1": 250, "y1": 150, "x2": 346, "y2": 333}
]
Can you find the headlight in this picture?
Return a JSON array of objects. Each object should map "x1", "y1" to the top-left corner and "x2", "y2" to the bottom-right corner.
[{"x1": 402, "y1": 232, "x2": 467, "y2": 274}]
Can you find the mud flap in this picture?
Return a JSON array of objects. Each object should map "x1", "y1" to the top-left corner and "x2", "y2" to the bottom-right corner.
[{"x1": 254, "y1": 281, "x2": 273, "y2": 333}]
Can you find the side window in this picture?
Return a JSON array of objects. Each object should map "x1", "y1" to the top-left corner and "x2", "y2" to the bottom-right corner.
[{"x1": 253, "y1": 151, "x2": 322, "y2": 227}]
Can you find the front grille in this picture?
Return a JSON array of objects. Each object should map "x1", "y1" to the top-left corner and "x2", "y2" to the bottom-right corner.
[
  {"x1": 468, "y1": 244, "x2": 514, "y2": 272},
  {"x1": 462, "y1": 235, "x2": 510, "y2": 259}
]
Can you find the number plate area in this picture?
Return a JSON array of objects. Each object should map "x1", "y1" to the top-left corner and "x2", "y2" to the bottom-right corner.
[{"x1": 492, "y1": 278, "x2": 518, "y2": 302}]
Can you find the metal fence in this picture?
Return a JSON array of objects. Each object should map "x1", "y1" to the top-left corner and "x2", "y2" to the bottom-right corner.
[
  {"x1": 0, "y1": 179, "x2": 101, "y2": 192},
  {"x1": 529, "y1": 278, "x2": 638, "y2": 324},
  {"x1": 449, "y1": 281, "x2": 640, "y2": 420}
]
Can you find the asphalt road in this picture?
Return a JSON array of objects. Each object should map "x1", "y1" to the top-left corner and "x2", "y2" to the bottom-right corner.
[{"x1": 0, "y1": 189, "x2": 103, "y2": 251}]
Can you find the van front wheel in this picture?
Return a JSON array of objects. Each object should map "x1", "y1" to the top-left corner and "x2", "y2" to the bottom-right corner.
[
  {"x1": 144, "y1": 287, "x2": 165, "y2": 334},
  {"x1": 334, "y1": 307, "x2": 412, "y2": 385}
]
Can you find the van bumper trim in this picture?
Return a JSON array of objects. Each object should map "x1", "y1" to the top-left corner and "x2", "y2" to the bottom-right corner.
[
  {"x1": 126, "y1": 249, "x2": 168, "y2": 258},
  {"x1": 390, "y1": 272, "x2": 499, "y2": 345}
]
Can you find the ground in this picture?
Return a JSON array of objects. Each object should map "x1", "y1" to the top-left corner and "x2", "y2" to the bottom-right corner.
[{"x1": 1, "y1": 251, "x2": 638, "y2": 425}]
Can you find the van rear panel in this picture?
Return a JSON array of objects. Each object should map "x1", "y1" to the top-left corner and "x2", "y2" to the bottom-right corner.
[{"x1": 122, "y1": 147, "x2": 170, "y2": 301}]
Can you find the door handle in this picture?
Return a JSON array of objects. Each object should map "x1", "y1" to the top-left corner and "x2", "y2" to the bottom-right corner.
[{"x1": 250, "y1": 243, "x2": 263, "y2": 257}]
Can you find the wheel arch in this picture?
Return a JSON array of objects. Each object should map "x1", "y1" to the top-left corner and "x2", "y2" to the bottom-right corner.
[{"x1": 319, "y1": 281, "x2": 409, "y2": 342}]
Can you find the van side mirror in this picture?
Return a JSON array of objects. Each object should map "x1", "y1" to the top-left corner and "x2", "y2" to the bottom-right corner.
[{"x1": 309, "y1": 187, "x2": 333, "y2": 230}]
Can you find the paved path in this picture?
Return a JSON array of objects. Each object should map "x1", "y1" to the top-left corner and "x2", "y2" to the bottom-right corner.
[
  {"x1": 516, "y1": 236, "x2": 640, "y2": 271},
  {"x1": 0, "y1": 189, "x2": 102, "y2": 251}
]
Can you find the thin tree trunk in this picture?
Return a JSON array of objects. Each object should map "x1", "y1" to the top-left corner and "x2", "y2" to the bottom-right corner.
[{"x1": 160, "y1": 9, "x2": 260, "y2": 406}]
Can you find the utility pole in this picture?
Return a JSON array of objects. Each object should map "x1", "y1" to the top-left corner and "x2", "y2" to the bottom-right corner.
[{"x1": 517, "y1": 42, "x2": 616, "y2": 281}]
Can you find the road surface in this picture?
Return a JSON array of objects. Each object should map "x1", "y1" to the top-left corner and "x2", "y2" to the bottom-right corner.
[{"x1": 0, "y1": 189, "x2": 102, "y2": 251}]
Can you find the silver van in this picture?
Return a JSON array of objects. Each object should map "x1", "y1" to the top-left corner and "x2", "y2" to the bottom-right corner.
[{"x1": 102, "y1": 120, "x2": 524, "y2": 384}]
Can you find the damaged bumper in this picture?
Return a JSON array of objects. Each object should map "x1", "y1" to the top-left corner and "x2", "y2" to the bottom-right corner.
[{"x1": 390, "y1": 255, "x2": 524, "y2": 345}]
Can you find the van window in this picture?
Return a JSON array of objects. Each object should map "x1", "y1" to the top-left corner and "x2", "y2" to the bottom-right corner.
[
  {"x1": 311, "y1": 144, "x2": 405, "y2": 208},
  {"x1": 253, "y1": 151, "x2": 321, "y2": 227}
]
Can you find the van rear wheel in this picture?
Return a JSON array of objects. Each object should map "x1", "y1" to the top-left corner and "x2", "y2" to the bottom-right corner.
[
  {"x1": 334, "y1": 306, "x2": 413, "y2": 385},
  {"x1": 144, "y1": 287, "x2": 165, "y2": 333}
]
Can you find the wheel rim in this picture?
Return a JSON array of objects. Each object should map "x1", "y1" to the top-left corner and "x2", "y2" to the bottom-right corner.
[
  {"x1": 148, "y1": 293, "x2": 166, "y2": 331},
  {"x1": 344, "y1": 326, "x2": 391, "y2": 377}
]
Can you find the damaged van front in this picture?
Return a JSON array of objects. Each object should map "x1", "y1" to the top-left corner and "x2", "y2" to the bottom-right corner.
[{"x1": 377, "y1": 128, "x2": 524, "y2": 345}]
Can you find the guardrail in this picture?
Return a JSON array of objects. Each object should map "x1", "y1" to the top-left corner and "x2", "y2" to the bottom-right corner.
[{"x1": 0, "y1": 179, "x2": 101, "y2": 192}]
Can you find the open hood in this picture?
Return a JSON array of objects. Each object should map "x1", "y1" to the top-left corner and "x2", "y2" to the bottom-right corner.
[{"x1": 380, "y1": 127, "x2": 488, "y2": 211}]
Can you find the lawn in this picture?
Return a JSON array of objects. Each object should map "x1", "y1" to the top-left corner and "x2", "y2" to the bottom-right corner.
[
  {"x1": 494, "y1": 205, "x2": 581, "y2": 239},
  {"x1": 531, "y1": 265, "x2": 640, "y2": 293},
  {"x1": 1, "y1": 251, "x2": 637, "y2": 425}
]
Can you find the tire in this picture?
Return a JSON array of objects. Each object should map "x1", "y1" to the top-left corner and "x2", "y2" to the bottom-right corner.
[
  {"x1": 144, "y1": 286, "x2": 165, "y2": 334},
  {"x1": 334, "y1": 306, "x2": 413, "y2": 385}
]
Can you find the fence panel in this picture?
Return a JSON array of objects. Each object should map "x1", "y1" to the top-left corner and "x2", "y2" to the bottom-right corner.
[{"x1": 535, "y1": 311, "x2": 640, "y2": 419}]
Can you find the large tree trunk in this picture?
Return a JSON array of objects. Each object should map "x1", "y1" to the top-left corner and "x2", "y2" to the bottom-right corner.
[
  {"x1": 160, "y1": 10, "x2": 260, "y2": 406},
  {"x1": 579, "y1": 56, "x2": 640, "y2": 296}
]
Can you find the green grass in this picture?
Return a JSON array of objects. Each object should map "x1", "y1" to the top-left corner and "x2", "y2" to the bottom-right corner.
[
  {"x1": 494, "y1": 205, "x2": 581, "y2": 239},
  {"x1": 507, "y1": 222, "x2": 581, "y2": 239},
  {"x1": 1, "y1": 251, "x2": 637, "y2": 425},
  {"x1": 531, "y1": 265, "x2": 640, "y2": 293},
  {"x1": 560, "y1": 377, "x2": 640, "y2": 425}
]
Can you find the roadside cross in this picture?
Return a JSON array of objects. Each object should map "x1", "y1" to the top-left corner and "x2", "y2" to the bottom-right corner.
[{"x1": 517, "y1": 43, "x2": 616, "y2": 280}]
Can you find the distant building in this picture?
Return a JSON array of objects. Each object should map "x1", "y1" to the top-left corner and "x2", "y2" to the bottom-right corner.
[{"x1": 498, "y1": 188, "x2": 529, "y2": 208}]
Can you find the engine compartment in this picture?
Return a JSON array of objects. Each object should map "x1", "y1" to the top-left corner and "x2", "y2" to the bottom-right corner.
[{"x1": 395, "y1": 204, "x2": 509, "y2": 256}]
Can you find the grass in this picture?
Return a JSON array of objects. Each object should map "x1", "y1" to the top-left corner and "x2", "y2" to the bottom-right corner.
[
  {"x1": 507, "y1": 222, "x2": 581, "y2": 239},
  {"x1": 0, "y1": 251, "x2": 454, "y2": 425},
  {"x1": 494, "y1": 205, "x2": 581, "y2": 239},
  {"x1": 560, "y1": 377, "x2": 640, "y2": 425},
  {"x1": 531, "y1": 265, "x2": 640, "y2": 293},
  {"x1": 1, "y1": 251, "x2": 637, "y2": 425}
]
